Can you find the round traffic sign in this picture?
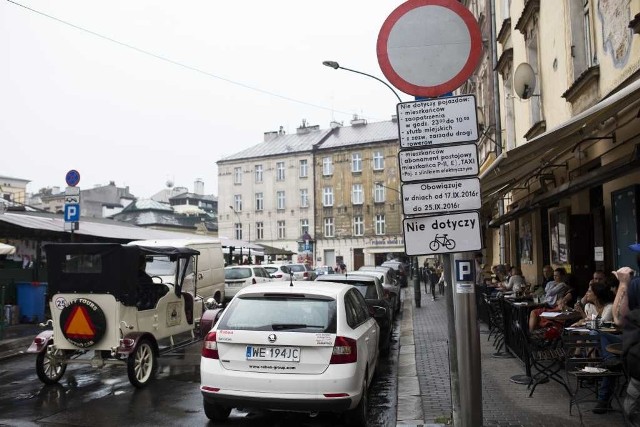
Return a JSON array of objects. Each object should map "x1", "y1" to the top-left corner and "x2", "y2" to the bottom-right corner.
[
  {"x1": 65, "y1": 169, "x2": 80, "y2": 187},
  {"x1": 377, "y1": 0, "x2": 482, "y2": 98}
]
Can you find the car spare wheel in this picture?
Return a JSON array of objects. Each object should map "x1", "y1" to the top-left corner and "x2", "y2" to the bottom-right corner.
[
  {"x1": 36, "y1": 346, "x2": 67, "y2": 385},
  {"x1": 127, "y1": 337, "x2": 157, "y2": 388}
]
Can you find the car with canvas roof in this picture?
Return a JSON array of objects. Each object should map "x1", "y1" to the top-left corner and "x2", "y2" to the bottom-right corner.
[{"x1": 200, "y1": 281, "x2": 380, "y2": 426}]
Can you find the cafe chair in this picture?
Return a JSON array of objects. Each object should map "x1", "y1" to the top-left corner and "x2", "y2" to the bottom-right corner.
[
  {"x1": 515, "y1": 321, "x2": 568, "y2": 397},
  {"x1": 484, "y1": 295, "x2": 506, "y2": 354},
  {"x1": 561, "y1": 333, "x2": 626, "y2": 424}
]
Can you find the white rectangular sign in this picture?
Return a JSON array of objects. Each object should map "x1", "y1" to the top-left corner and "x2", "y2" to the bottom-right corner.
[
  {"x1": 401, "y1": 178, "x2": 481, "y2": 215},
  {"x1": 403, "y1": 211, "x2": 482, "y2": 255},
  {"x1": 65, "y1": 186, "x2": 80, "y2": 196},
  {"x1": 399, "y1": 143, "x2": 479, "y2": 182},
  {"x1": 397, "y1": 95, "x2": 478, "y2": 149}
]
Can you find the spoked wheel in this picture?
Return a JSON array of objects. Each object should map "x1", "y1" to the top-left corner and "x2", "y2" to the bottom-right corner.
[
  {"x1": 127, "y1": 338, "x2": 157, "y2": 388},
  {"x1": 36, "y1": 347, "x2": 67, "y2": 385},
  {"x1": 203, "y1": 400, "x2": 232, "y2": 421}
]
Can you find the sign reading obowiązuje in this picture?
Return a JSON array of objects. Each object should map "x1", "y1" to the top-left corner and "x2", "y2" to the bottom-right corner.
[
  {"x1": 403, "y1": 211, "x2": 482, "y2": 256},
  {"x1": 399, "y1": 143, "x2": 479, "y2": 182},
  {"x1": 397, "y1": 95, "x2": 478, "y2": 149},
  {"x1": 402, "y1": 177, "x2": 481, "y2": 215}
]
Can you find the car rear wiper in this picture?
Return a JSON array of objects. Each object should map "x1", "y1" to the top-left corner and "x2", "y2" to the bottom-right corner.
[{"x1": 271, "y1": 323, "x2": 324, "y2": 330}]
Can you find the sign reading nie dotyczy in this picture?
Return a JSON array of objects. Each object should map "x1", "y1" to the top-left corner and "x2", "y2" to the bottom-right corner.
[{"x1": 403, "y1": 211, "x2": 482, "y2": 255}]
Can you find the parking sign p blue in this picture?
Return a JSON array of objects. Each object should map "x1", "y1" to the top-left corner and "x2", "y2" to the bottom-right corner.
[
  {"x1": 64, "y1": 203, "x2": 80, "y2": 222},
  {"x1": 455, "y1": 260, "x2": 474, "y2": 282}
]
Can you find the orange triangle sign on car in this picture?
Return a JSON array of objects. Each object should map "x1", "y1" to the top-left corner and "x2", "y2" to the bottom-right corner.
[{"x1": 64, "y1": 305, "x2": 96, "y2": 340}]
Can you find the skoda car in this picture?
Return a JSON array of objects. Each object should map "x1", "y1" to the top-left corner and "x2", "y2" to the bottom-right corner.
[{"x1": 200, "y1": 281, "x2": 379, "y2": 426}]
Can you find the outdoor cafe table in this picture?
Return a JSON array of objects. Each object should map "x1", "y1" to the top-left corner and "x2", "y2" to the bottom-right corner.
[{"x1": 499, "y1": 297, "x2": 544, "y2": 384}]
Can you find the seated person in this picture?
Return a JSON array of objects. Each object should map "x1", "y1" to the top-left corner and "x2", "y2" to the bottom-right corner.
[
  {"x1": 571, "y1": 281, "x2": 614, "y2": 327},
  {"x1": 137, "y1": 256, "x2": 156, "y2": 310},
  {"x1": 498, "y1": 266, "x2": 527, "y2": 293},
  {"x1": 528, "y1": 267, "x2": 573, "y2": 331},
  {"x1": 532, "y1": 265, "x2": 554, "y2": 296}
]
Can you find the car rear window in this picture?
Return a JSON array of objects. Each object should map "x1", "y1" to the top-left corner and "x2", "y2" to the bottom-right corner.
[
  {"x1": 287, "y1": 265, "x2": 305, "y2": 272},
  {"x1": 352, "y1": 284, "x2": 379, "y2": 299},
  {"x1": 225, "y1": 268, "x2": 252, "y2": 279},
  {"x1": 218, "y1": 296, "x2": 337, "y2": 333}
]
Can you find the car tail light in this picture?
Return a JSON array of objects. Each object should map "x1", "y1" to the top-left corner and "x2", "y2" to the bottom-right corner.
[
  {"x1": 202, "y1": 331, "x2": 219, "y2": 359},
  {"x1": 303, "y1": 271, "x2": 309, "y2": 279},
  {"x1": 252, "y1": 278, "x2": 257, "y2": 284},
  {"x1": 330, "y1": 336, "x2": 357, "y2": 364}
]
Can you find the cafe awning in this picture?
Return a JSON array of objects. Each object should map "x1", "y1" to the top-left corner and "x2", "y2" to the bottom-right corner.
[
  {"x1": 258, "y1": 243, "x2": 295, "y2": 256},
  {"x1": 480, "y1": 78, "x2": 640, "y2": 207}
]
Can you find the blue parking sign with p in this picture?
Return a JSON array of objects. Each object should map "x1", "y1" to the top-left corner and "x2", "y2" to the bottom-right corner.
[
  {"x1": 64, "y1": 203, "x2": 80, "y2": 222},
  {"x1": 455, "y1": 260, "x2": 474, "y2": 282}
]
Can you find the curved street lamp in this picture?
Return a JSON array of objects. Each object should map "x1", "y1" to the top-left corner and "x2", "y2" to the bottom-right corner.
[{"x1": 322, "y1": 60, "x2": 403, "y2": 103}]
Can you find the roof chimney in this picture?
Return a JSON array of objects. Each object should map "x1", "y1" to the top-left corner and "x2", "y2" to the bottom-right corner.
[
  {"x1": 194, "y1": 178, "x2": 204, "y2": 195},
  {"x1": 350, "y1": 114, "x2": 367, "y2": 126},
  {"x1": 264, "y1": 131, "x2": 278, "y2": 142},
  {"x1": 330, "y1": 120, "x2": 342, "y2": 129}
]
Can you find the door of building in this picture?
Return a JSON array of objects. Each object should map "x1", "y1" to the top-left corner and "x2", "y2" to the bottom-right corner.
[
  {"x1": 570, "y1": 214, "x2": 594, "y2": 297},
  {"x1": 612, "y1": 185, "x2": 640, "y2": 269},
  {"x1": 353, "y1": 248, "x2": 364, "y2": 271}
]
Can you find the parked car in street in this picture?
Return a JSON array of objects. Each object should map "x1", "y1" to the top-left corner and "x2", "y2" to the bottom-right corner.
[
  {"x1": 381, "y1": 260, "x2": 408, "y2": 287},
  {"x1": 282, "y1": 263, "x2": 317, "y2": 281},
  {"x1": 315, "y1": 274, "x2": 393, "y2": 356},
  {"x1": 223, "y1": 265, "x2": 272, "y2": 302},
  {"x1": 262, "y1": 263, "x2": 291, "y2": 281},
  {"x1": 356, "y1": 267, "x2": 400, "y2": 317},
  {"x1": 200, "y1": 281, "x2": 379, "y2": 426},
  {"x1": 315, "y1": 265, "x2": 335, "y2": 276}
]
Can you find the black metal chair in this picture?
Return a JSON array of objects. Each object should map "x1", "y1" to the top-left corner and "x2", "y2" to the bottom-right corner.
[
  {"x1": 561, "y1": 332, "x2": 626, "y2": 424},
  {"x1": 516, "y1": 320, "x2": 569, "y2": 397},
  {"x1": 484, "y1": 295, "x2": 506, "y2": 354}
]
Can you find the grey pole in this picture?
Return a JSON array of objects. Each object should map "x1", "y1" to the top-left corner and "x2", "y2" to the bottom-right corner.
[
  {"x1": 450, "y1": 252, "x2": 483, "y2": 426},
  {"x1": 413, "y1": 256, "x2": 421, "y2": 307},
  {"x1": 443, "y1": 254, "x2": 460, "y2": 424}
]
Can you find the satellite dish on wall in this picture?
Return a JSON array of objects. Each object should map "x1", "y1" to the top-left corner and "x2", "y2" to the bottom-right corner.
[{"x1": 514, "y1": 62, "x2": 536, "y2": 99}]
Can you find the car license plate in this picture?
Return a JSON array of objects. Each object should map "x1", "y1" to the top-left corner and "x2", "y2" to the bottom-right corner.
[
  {"x1": 246, "y1": 346, "x2": 300, "y2": 362},
  {"x1": 226, "y1": 282, "x2": 243, "y2": 287}
]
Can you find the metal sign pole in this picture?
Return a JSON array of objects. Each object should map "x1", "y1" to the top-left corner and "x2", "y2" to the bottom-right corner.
[
  {"x1": 442, "y1": 253, "x2": 460, "y2": 425},
  {"x1": 451, "y1": 252, "x2": 483, "y2": 426}
]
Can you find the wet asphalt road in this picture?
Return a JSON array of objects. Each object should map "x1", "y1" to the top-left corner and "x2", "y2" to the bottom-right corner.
[{"x1": 0, "y1": 321, "x2": 399, "y2": 427}]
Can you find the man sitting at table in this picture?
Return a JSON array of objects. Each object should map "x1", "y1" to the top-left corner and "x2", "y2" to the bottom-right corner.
[{"x1": 528, "y1": 267, "x2": 573, "y2": 332}]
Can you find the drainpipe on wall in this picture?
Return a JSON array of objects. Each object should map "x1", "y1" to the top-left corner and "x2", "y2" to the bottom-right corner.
[{"x1": 490, "y1": 0, "x2": 506, "y2": 265}]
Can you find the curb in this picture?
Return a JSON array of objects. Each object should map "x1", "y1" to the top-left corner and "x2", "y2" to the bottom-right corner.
[{"x1": 0, "y1": 335, "x2": 33, "y2": 361}]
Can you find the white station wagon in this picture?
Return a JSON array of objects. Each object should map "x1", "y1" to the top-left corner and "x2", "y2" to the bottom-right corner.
[{"x1": 200, "y1": 281, "x2": 380, "y2": 426}]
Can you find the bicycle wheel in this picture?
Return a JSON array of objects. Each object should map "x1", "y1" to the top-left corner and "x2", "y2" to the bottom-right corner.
[
  {"x1": 429, "y1": 240, "x2": 440, "y2": 251},
  {"x1": 444, "y1": 239, "x2": 456, "y2": 250}
]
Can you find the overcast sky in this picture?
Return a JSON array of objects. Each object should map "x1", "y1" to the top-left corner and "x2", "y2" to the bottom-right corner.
[{"x1": 1, "y1": 0, "x2": 408, "y2": 199}]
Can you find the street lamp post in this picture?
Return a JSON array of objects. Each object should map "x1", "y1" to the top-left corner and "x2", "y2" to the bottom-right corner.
[
  {"x1": 322, "y1": 61, "x2": 420, "y2": 306},
  {"x1": 322, "y1": 61, "x2": 403, "y2": 103}
]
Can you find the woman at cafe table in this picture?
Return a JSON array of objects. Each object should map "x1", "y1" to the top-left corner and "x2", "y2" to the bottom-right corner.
[
  {"x1": 571, "y1": 281, "x2": 614, "y2": 327},
  {"x1": 528, "y1": 267, "x2": 573, "y2": 332}
]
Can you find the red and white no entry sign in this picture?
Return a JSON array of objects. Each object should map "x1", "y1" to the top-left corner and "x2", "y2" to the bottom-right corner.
[{"x1": 377, "y1": 0, "x2": 482, "y2": 98}]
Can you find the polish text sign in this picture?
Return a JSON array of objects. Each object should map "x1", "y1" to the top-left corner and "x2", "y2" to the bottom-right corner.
[
  {"x1": 403, "y1": 211, "x2": 482, "y2": 255},
  {"x1": 397, "y1": 95, "x2": 478, "y2": 149},
  {"x1": 399, "y1": 143, "x2": 478, "y2": 182},
  {"x1": 401, "y1": 177, "x2": 480, "y2": 215}
]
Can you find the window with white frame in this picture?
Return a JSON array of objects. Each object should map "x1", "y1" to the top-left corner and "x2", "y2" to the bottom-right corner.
[
  {"x1": 276, "y1": 161, "x2": 285, "y2": 181},
  {"x1": 322, "y1": 157, "x2": 333, "y2": 176},
  {"x1": 353, "y1": 216, "x2": 364, "y2": 236},
  {"x1": 375, "y1": 214, "x2": 386, "y2": 235},
  {"x1": 234, "y1": 223, "x2": 243, "y2": 240},
  {"x1": 276, "y1": 191, "x2": 285, "y2": 210},
  {"x1": 234, "y1": 167, "x2": 242, "y2": 184},
  {"x1": 352, "y1": 184, "x2": 364, "y2": 205},
  {"x1": 233, "y1": 195, "x2": 242, "y2": 212},
  {"x1": 277, "y1": 220, "x2": 286, "y2": 239},
  {"x1": 300, "y1": 189, "x2": 309, "y2": 208},
  {"x1": 323, "y1": 187, "x2": 334, "y2": 207},
  {"x1": 256, "y1": 222, "x2": 264, "y2": 240},
  {"x1": 255, "y1": 192, "x2": 264, "y2": 211},
  {"x1": 300, "y1": 219, "x2": 309, "y2": 236},
  {"x1": 324, "y1": 217, "x2": 334, "y2": 237},
  {"x1": 373, "y1": 151, "x2": 384, "y2": 170},
  {"x1": 374, "y1": 183, "x2": 385, "y2": 203},
  {"x1": 351, "y1": 153, "x2": 362, "y2": 173},
  {"x1": 255, "y1": 165, "x2": 263, "y2": 183},
  {"x1": 299, "y1": 159, "x2": 308, "y2": 178}
]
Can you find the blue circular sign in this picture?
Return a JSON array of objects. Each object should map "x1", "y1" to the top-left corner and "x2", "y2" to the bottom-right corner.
[{"x1": 65, "y1": 170, "x2": 80, "y2": 187}]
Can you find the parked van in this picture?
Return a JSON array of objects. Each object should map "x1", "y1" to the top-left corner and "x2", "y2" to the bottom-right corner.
[{"x1": 128, "y1": 238, "x2": 225, "y2": 303}]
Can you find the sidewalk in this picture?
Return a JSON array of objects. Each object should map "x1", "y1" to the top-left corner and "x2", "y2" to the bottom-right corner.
[
  {"x1": 397, "y1": 283, "x2": 628, "y2": 426},
  {"x1": 0, "y1": 323, "x2": 41, "y2": 360}
]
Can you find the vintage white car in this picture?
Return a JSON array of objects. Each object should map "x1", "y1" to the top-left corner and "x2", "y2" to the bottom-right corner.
[{"x1": 27, "y1": 243, "x2": 222, "y2": 388}]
